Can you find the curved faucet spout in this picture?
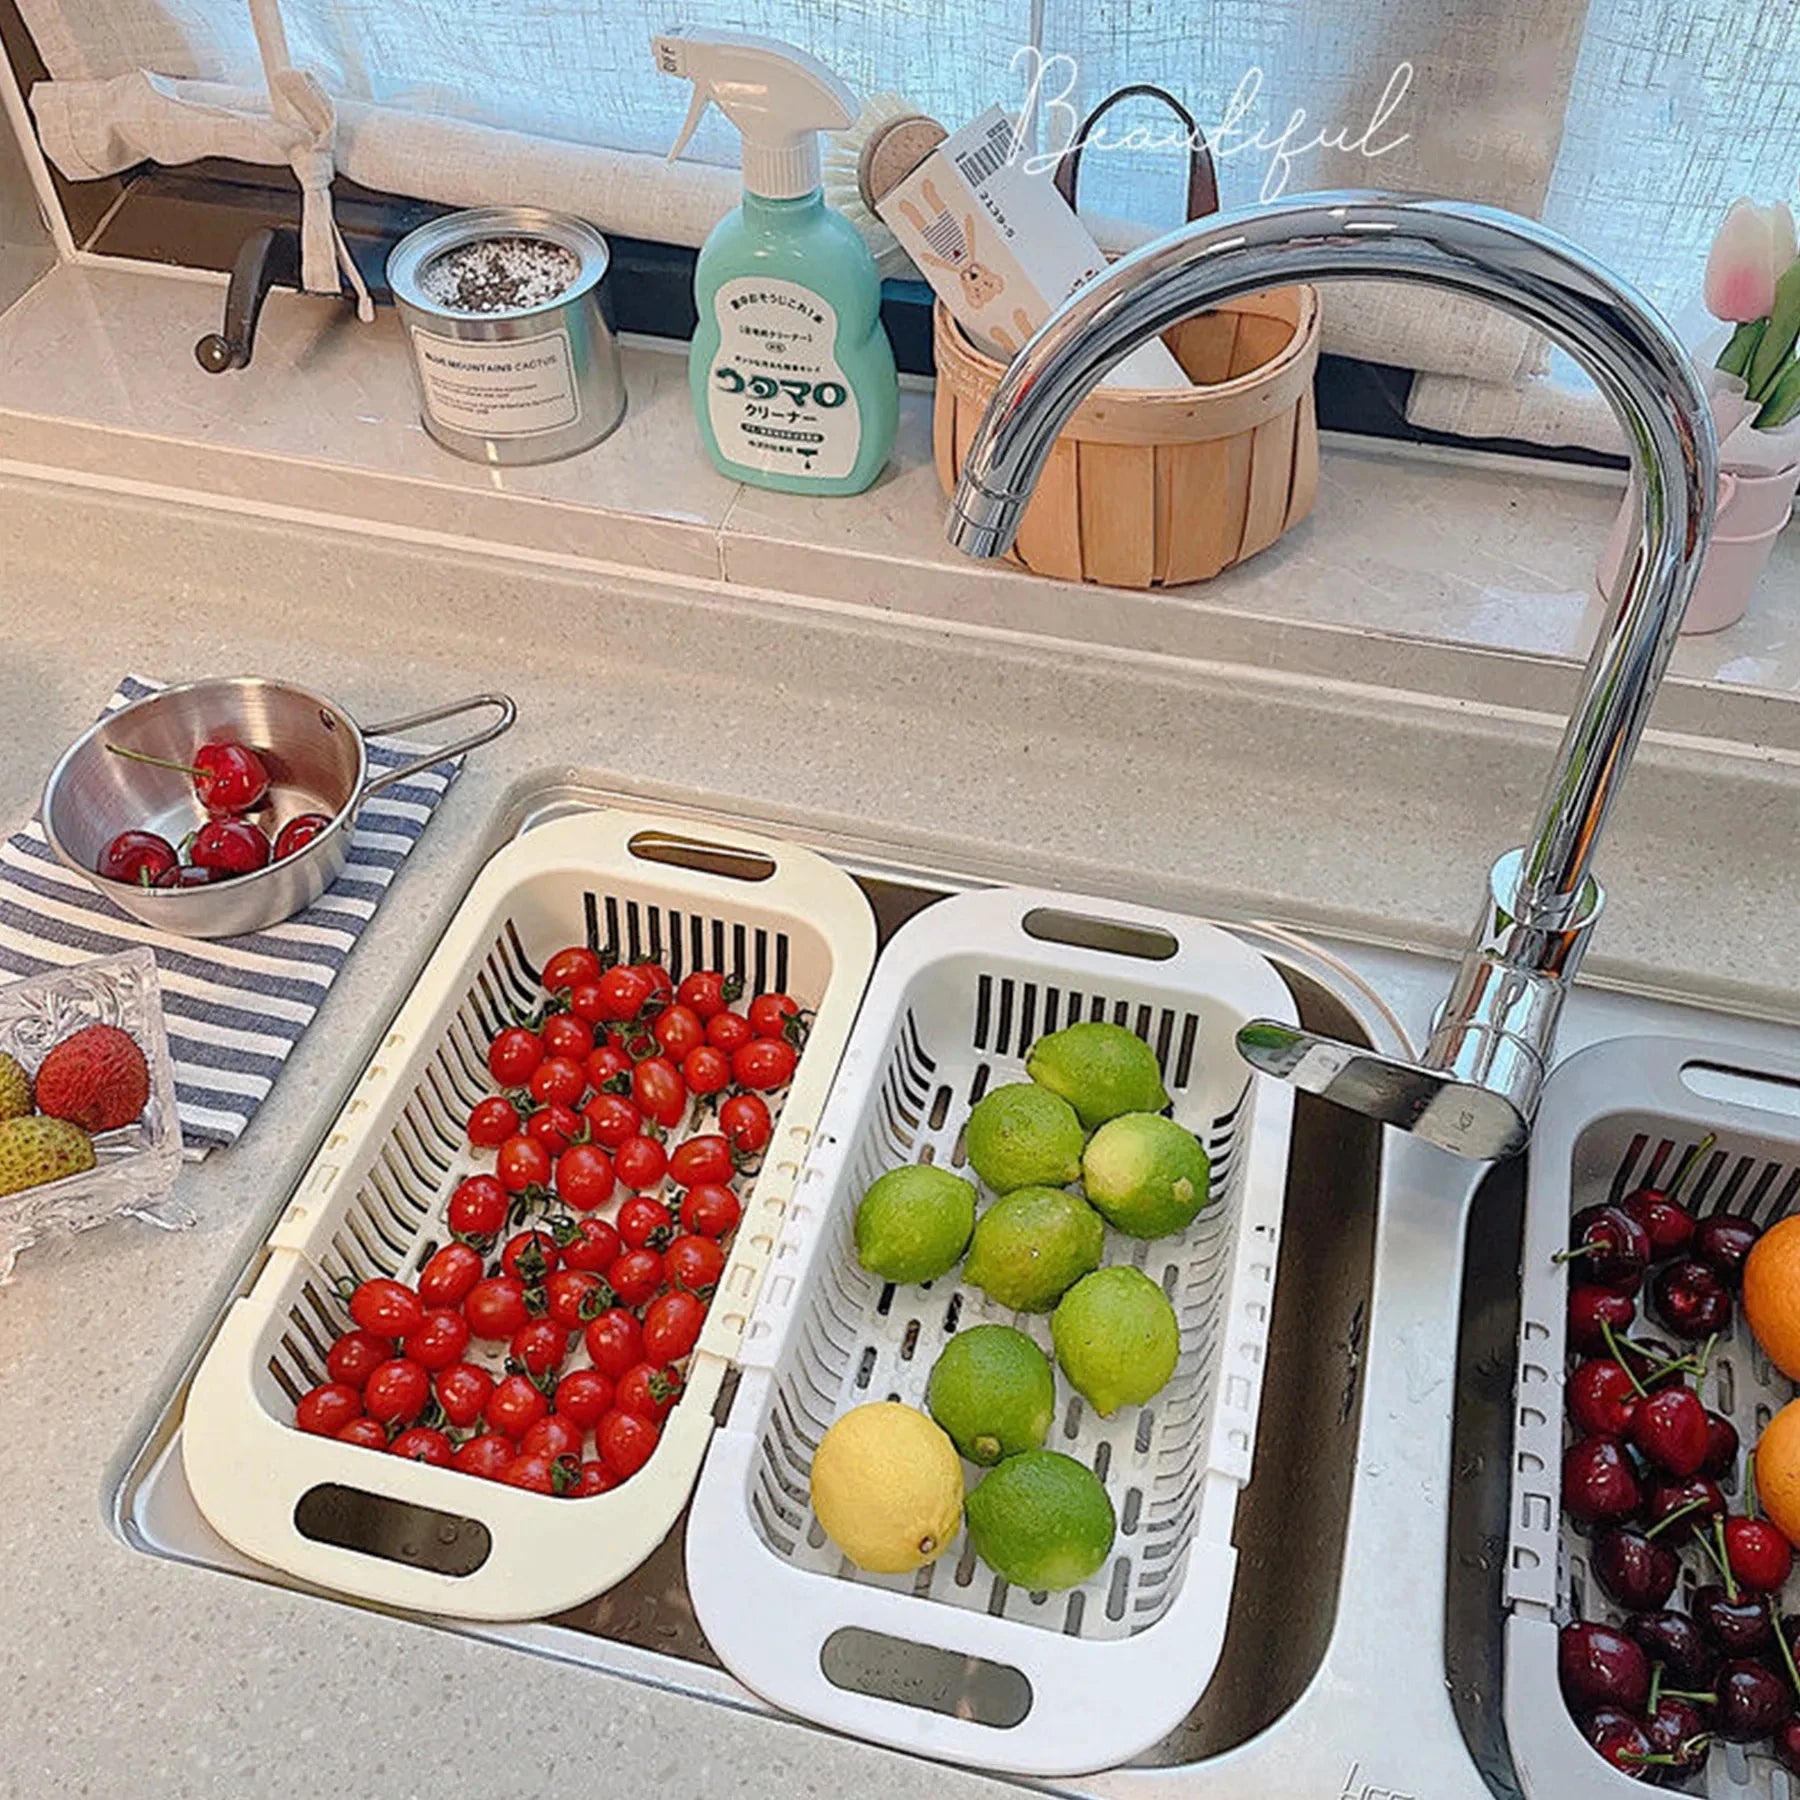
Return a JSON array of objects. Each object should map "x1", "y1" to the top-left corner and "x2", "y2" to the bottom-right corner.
[{"x1": 948, "y1": 193, "x2": 1717, "y2": 1158}]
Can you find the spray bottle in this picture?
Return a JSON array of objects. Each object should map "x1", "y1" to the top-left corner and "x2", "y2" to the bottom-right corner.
[{"x1": 654, "y1": 29, "x2": 898, "y2": 496}]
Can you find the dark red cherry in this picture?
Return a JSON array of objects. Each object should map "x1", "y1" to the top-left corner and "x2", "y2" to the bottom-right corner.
[
  {"x1": 97, "y1": 829, "x2": 178, "y2": 885},
  {"x1": 1623, "y1": 1187, "x2": 1697, "y2": 1258},
  {"x1": 274, "y1": 812, "x2": 332, "y2": 859},
  {"x1": 1651, "y1": 1258, "x2": 1733, "y2": 1339},
  {"x1": 1694, "y1": 1214, "x2": 1760, "y2": 1286},
  {"x1": 1568, "y1": 1359, "x2": 1640, "y2": 1438},
  {"x1": 1644, "y1": 1695, "x2": 1710, "y2": 1774},
  {"x1": 1629, "y1": 1385, "x2": 1711, "y2": 1477},
  {"x1": 1713, "y1": 1659, "x2": 1791, "y2": 1741},
  {"x1": 1563, "y1": 1203, "x2": 1652, "y2": 1291},
  {"x1": 190, "y1": 816, "x2": 271, "y2": 877},
  {"x1": 1625, "y1": 1610, "x2": 1717, "y2": 1688},
  {"x1": 1559, "y1": 1621, "x2": 1651, "y2": 1715},
  {"x1": 1693, "y1": 1583, "x2": 1773, "y2": 1656},
  {"x1": 1590, "y1": 1526, "x2": 1679, "y2": 1611},
  {"x1": 1563, "y1": 1437, "x2": 1644, "y2": 1529},
  {"x1": 1568, "y1": 1285, "x2": 1637, "y2": 1355},
  {"x1": 1776, "y1": 1717, "x2": 1800, "y2": 1776},
  {"x1": 1700, "y1": 1410, "x2": 1740, "y2": 1480},
  {"x1": 1723, "y1": 1515, "x2": 1794, "y2": 1592},
  {"x1": 1584, "y1": 1710, "x2": 1654, "y2": 1779}
]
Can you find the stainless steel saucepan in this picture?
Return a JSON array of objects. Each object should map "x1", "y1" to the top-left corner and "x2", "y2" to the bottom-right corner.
[{"x1": 42, "y1": 677, "x2": 515, "y2": 939}]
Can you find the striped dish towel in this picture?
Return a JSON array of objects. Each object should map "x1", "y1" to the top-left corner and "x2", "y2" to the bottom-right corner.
[{"x1": 0, "y1": 676, "x2": 462, "y2": 1154}]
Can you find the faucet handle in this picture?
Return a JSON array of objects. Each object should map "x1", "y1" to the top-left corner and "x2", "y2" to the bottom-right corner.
[{"x1": 1235, "y1": 1019, "x2": 1531, "y2": 1161}]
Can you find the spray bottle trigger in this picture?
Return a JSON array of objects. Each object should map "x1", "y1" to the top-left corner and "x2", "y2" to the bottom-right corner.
[{"x1": 667, "y1": 81, "x2": 711, "y2": 161}]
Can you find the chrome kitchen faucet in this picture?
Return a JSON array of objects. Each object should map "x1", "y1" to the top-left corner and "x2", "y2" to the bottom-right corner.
[{"x1": 946, "y1": 193, "x2": 1717, "y2": 1159}]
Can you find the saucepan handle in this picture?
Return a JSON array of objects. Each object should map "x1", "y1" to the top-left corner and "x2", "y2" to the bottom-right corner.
[{"x1": 357, "y1": 693, "x2": 516, "y2": 797}]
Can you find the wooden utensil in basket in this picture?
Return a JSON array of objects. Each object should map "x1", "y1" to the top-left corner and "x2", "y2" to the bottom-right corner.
[{"x1": 932, "y1": 86, "x2": 1320, "y2": 588}]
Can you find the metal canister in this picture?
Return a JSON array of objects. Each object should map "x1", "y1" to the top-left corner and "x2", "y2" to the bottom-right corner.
[{"x1": 388, "y1": 207, "x2": 626, "y2": 465}]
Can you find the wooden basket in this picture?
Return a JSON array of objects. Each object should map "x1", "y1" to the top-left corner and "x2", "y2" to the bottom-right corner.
[{"x1": 930, "y1": 84, "x2": 1320, "y2": 589}]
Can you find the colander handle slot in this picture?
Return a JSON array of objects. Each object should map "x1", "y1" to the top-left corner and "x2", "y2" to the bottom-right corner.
[{"x1": 359, "y1": 693, "x2": 516, "y2": 796}]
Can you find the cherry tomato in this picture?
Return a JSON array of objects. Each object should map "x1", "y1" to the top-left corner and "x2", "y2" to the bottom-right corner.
[
  {"x1": 363, "y1": 1358, "x2": 430, "y2": 1425},
  {"x1": 680, "y1": 1182, "x2": 742, "y2": 1239},
  {"x1": 705, "y1": 1012, "x2": 753, "y2": 1053},
  {"x1": 542, "y1": 945, "x2": 602, "y2": 992},
  {"x1": 417, "y1": 1242, "x2": 484, "y2": 1310},
  {"x1": 560, "y1": 1216, "x2": 624, "y2": 1275},
  {"x1": 326, "y1": 1329, "x2": 393, "y2": 1389},
  {"x1": 335, "y1": 1416, "x2": 390, "y2": 1450},
  {"x1": 487, "y1": 1026, "x2": 545, "y2": 1087},
  {"x1": 403, "y1": 1307, "x2": 471, "y2": 1372},
  {"x1": 635, "y1": 963, "x2": 675, "y2": 1004},
  {"x1": 733, "y1": 1037, "x2": 796, "y2": 1093},
  {"x1": 467, "y1": 1095, "x2": 521, "y2": 1148},
  {"x1": 618, "y1": 1195, "x2": 675, "y2": 1251},
  {"x1": 653, "y1": 1004, "x2": 706, "y2": 1063},
  {"x1": 496, "y1": 1133, "x2": 553, "y2": 1194},
  {"x1": 499, "y1": 1228, "x2": 559, "y2": 1284},
  {"x1": 348, "y1": 1277, "x2": 423, "y2": 1339},
  {"x1": 583, "y1": 1308, "x2": 645, "y2": 1380},
  {"x1": 502, "y1": 1452, "x2": 574, "y2": 1494},
  {"x1": 595, "y1": 965, "x2": 654, "y2": 1022},
  {"x1": 599, "y1": 1409, "x2": 660, "y2": 1479},
  {"x1": 510, "y1": 1317, "x2": 571, "y2": 1378},
  {"x1": 614, "y1": 1134, "x2": 668, "y2": 1192},
  {"x1": 619, "y1": 1358, "x2": 686, "y2": 1420},
  {"x1": 526, "y1": 1101, "x2": 582, "y2": 1155},
  {"x1": 667, "y1": 1233, "x2": 727, "y2": 1298},
  {"x1": 542, "y1": 1269, "x2": 604, "y2": 1332},
  {"x1": 434, "y1": 1362, "x2": 494, "y2": 1430},
  {"x1": 643, "y1": 1292, "x2": 707, "y2": 1366},
  {"x1": 296, "y1": 1382, "x2": 364, "y2": 1436},
  {"x1": 608, "y1": 1248, "x2": 665, "y2": 1308},
  {"x1": 681, "y1": 1045, "x2": 732, "y2": 1097},
  {"x1": 583, "y1": 1092, "x2": 643, "y2": 1150},
  {"x1": 572, "y1": 1459, "x2": 617, "y2": 1497},
  {"x1": 718, "y1": 1093, "x2": 773, "y2": 1156},
  {"x1": 448, "y1": 1173, "x2": 508, "y2": 1240},
  {"x1": 632, "y1": 1058, "x2": 687, "y2": 1130},
  {"x1": 486, "y1": 1373, "x2": 550, "y2": 1439},
  {"x1": 389, "y1": 1426, "x2": 453, "y2": 1466},
  {"x1": 585, "y1": 1042, "x2": 632, "y2": 1090},
  {"x1": 567, "y1": 980, "x2": 609, "y2": 1024},
  {"x1": 677, "y1": 969, "x2": 740, "y2": 1020},
  {"x1": 541, "y1": 1013, "x2": 594, "y2": 1062},
  {"x1": 556, "y1": 1142, "x2": 616, "y2": 1212},
  {"x1": 749, "y1": 992, "x2": 803, "y2": 1040},
  {"x1": 452, "y1": 1433, "x2": 516, "y2": 1481},
  {"x1": 521, "y1": 1414, "x2": 585, "y2": 1462},
  {"x1": 464, "y1": 1275, "x2": 531, "y2": 1341},
  {"x1": 529, "y1": 1056, "x2": 587, "y2": 1108},
  {"x1": 669, "y1": 1134, "x2": 734, "y2": 1189},
  {"x1": 554, "y1": 1367, "x2": 615, "y2": 1429},
  {"x1": 614, "y1": 1024, "x2": 657, "y2": 1063}
]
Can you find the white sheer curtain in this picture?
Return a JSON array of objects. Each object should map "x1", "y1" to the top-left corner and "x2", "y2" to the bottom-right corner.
[{"x1": 15, "y1": 0, "x2": 1800, "y2": 444}]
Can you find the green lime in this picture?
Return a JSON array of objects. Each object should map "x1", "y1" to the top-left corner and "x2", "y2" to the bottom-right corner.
[
  {"x1": 965, "y1": 1451, "x2": 1115, "y2": 1591},
  {"x1": 1026, "y1": 1022, "x2": 1170, "y2": 1130},
  {"x1": 1051, "y1": 1267, "x2": 1180, "y2": 1417},
  {"x1": 855, "y1": 1165, "x2": 977, "y2": 1284},
  {"x1": 926, "y1": 1325, "x2": 1056, "y2": 1465},
  {"x1": 1080, "y1": 1112, "x2": 1211, "y2": 1239},
  {"x1": 964, "y1": 1082, "x2": 1084, "y2": 1194},
  {"x1": 962, "y1": 1185, "x2": 1104, "y2": 1313},
  {"x1": 810, "y1": 1402, "x2": 966, "y2": 1573}
]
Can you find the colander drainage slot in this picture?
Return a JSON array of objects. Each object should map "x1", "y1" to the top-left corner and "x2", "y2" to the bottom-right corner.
[
  {"x1": 1021, "y1": 908, "x2": 1177, "y2": 962},
  {"x1": 819, "y1": 1626, "x2": 1031, "y2": 1728},
  {"x1": 626, "y1": 830, "x2": 777, "y2": 883},
  {"x1": 293, "y1": 1485, "x2": 492, "y2": 1576}
]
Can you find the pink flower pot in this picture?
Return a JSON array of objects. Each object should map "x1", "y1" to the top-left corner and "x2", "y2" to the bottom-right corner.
[{"x1": 1597, "y1": 461, "x2": 1799, "y2": 635}]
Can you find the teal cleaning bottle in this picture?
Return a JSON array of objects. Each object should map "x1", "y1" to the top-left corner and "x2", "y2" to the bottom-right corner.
[{"x1": 653, "y1": 29, "x2": 898, "y2": 496}]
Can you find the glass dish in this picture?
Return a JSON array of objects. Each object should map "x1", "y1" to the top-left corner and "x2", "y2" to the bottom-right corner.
[{"x1": 0, "y1": 947, "x2": 187, "y2": 1281}]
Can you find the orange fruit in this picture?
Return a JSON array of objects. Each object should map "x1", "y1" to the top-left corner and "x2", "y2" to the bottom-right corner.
[
  {"x1": 1744, "y1": 1215, "x2": 1800, "y2": 1379},
  {"x1": 1757, "y1": 1398, "x2": 1800, "y2": 1550}
]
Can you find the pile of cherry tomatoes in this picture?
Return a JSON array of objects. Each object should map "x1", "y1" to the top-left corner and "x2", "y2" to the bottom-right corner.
[{"x1": 291, "y1": 945, "x2": 808, "y2": 1497}]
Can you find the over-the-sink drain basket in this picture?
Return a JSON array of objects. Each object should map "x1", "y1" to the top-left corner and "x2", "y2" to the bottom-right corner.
[
  {"x1": 182, "y1": 809, "x2": 875, "y2": 1621},
  {"x1": 1505, "y1": 1036, "x2": 1800, "y2": 1798},
  {"x1": 687, "y1": 885, "x2": 1297, "y2": 1776}
]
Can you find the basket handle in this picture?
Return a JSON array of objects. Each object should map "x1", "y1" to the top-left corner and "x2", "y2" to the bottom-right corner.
[{"x1": 1052, "y1": 84, "x2": 1219, "y2": 225}]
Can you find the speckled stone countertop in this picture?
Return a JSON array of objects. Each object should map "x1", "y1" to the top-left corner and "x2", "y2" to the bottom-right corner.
[{"x1": 0, "y1": 471, "x2": 1795, "y2": 1800}]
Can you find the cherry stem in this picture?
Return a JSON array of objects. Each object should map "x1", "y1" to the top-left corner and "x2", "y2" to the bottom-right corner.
[
  {"x1": 1694, "y1": 1332, "x2": 1718, "y2": 1382},
  {"x1": 1749, "y1": 1455, "x2": 1762, "y2": 1522},
  {"x1": 1646, "y1": 1497, "x2": 1709, "y2": 1541},
  {"x1": 1648, "y1": 1660, "x2": 1664, "y2": 1715},
  {"x1": 1771, "y1": 1597, "x2": 1800, "y2": 1702},
  {"x1": 1668, "y1": 1132, "x2": 1719, "y2": 1203},
  {"x1": 1659, "y1": 1689, "x2": 1716, "y2": 1704},
  {"x1": 1553, "y1": 1242, "x2": 1601, "y2": 1265},
  {"x1": 1601, "y1": 1319, "x2": 1648, "y2": 1396},
  {"x1": 1709, "y1": 1515, "x2": 1740, "y2": 1602},
  {"x1": 106, "y1": 743, "x2": 206, "y2": 779}
]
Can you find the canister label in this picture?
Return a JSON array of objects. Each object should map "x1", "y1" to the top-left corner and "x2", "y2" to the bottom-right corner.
[
  {"x1": 707, "y1": 279, "x2": 859, "y2": 480},
  {"x1": 410, "y1": 326, "x2": 580, "y2": 438}
]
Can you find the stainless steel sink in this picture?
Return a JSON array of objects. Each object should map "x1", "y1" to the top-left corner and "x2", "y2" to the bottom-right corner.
[{"x1": 106, "y1": 778, "x2": 1800, "y2": 1796}]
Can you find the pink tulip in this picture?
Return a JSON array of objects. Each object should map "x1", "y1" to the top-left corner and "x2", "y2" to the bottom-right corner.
[{"x1": 1704, "y1": 199, "x2": 1796, "y2": 323}]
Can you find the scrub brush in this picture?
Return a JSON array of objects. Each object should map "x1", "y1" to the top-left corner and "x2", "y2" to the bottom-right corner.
[{"x1": 824, "y1": 91, "x2": 932, "y2": 279}]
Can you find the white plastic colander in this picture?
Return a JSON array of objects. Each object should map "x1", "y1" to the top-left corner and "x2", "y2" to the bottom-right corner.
[{"x1": 686, "y1": 885, "x2": 1298, "y2": 1776}]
